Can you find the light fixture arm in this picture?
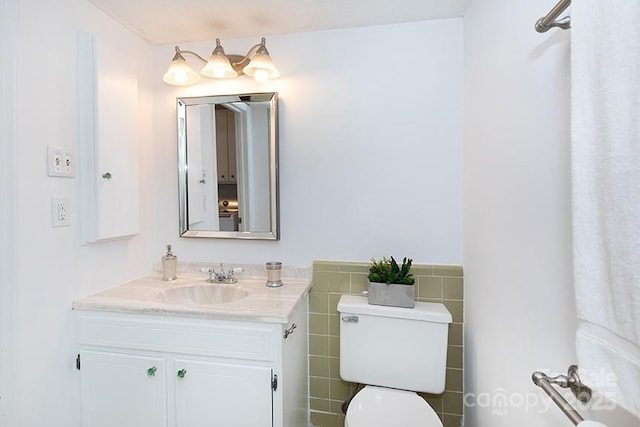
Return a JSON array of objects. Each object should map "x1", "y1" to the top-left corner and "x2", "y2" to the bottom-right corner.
[
  {"x1": 228, "y1": 38, "x2": 267, "y2": 69},
  {"x1": 172, "y1": 45, "x2": 208, "y2": 63}
]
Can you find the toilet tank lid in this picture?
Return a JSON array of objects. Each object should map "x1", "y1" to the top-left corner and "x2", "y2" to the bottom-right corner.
[{"x1": 337, "y1": 295, "x2": 452, "y2": 323}]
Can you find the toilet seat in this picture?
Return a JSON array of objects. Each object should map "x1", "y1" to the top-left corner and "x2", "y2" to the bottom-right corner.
[{"x1": 345, "y1": 385, "x2": 443, "y2": 427}]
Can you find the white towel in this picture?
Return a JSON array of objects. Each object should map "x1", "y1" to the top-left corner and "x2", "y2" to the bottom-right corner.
[{"x1": 571, "y1": 0, "x2": 640, "y2": 419}]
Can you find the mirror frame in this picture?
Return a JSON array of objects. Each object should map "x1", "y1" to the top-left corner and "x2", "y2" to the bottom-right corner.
[{"x1": 177, "y1": 92, "x2": 280, "y2": 240}]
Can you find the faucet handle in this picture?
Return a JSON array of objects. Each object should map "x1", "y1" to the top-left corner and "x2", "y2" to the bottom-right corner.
[
  {"x1": 199, "y1": 267, "x2": 218, "y2": 282},
  {"x1": 225, "y1": 266, "x2": 244, "y2": 282}
]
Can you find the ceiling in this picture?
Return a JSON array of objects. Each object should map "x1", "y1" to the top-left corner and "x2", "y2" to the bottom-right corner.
[{"x1": 89, "y1": 0, "x2": 472, "y2": 46}]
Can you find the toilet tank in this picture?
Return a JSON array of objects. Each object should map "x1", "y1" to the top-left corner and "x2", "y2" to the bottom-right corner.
[{"x1": 337, "y1": 295, "x2": 452, "y2": 393}]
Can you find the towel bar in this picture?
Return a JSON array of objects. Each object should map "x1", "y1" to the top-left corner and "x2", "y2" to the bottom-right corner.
[
  {"x1": 536, "y1": 0, "x2": 572, "y2": 32},
  {"x1": 532, "y1": 365, "x2": 592, "y2": 425}
]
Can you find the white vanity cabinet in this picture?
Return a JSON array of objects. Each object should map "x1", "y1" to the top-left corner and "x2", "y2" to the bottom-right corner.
[{"x1": 76, "y1": 297, "x2": 308, "y2": 427}]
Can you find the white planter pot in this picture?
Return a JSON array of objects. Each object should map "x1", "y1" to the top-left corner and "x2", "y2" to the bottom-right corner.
[{"x1": 367, "y1": 281, "x2": 415, "y2": 308}]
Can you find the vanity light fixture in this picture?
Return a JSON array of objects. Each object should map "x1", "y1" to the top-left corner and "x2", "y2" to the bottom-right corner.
[{"x1": 162, "y1": 37, "x2": 280, "y2": 86}]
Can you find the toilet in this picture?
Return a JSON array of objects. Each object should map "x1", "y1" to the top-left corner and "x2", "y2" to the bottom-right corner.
[{"x1": 337, "y1": 295, "x2": 453, "y2": 427}]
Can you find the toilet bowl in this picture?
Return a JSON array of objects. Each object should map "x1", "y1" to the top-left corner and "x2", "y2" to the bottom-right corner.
[{"x1": 345, "y1": 386, "x2": 442, "y2": 427}]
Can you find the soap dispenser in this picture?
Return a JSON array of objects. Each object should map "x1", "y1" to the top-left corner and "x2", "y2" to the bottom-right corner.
[{"x1": 162, "y1": 244, "x2": 177, "y2": 281}]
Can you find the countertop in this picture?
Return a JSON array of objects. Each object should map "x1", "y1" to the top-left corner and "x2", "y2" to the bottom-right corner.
[{"x1": 72, "y1": 272, "x2": 312, "y2": 324}]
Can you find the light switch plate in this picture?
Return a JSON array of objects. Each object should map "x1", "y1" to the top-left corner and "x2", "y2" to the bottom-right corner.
[{"x1": 47, "y1": 146, "x2": 75, "y2": 178}]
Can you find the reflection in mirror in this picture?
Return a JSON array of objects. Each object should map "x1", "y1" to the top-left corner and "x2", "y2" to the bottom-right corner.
[{"x1": 178, "y1": 92, "x2": 279, "y2": 240}]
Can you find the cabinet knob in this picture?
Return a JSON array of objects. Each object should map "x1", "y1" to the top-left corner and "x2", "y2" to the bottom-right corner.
[
  {"x1": 102, "y1": 172, "x2": 112, "y2": 179},
  {"x1": 177, "y1": 369, "x2": 187, "y2": 379},
  {"x1": 147, "y1": 366, "x2": 157, "y2": 377}
]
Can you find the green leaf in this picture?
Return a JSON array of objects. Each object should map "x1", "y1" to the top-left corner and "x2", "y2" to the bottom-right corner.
[{"x1": 368, "y1": 256, "x2": 415, "y2": 285}]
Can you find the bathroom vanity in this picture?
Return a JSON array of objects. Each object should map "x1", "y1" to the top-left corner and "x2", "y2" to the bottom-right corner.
[{"x1": 72, "y1": 272, "x2": 310, "y2": 427}]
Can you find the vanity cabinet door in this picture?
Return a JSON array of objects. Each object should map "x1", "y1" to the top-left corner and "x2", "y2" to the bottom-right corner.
[
  {"x1": 80, "y1": 350, "x2": 167, "y2": 427},
  {"x1": 174, "y1": 358, "x2": 273, "y2": 427}
]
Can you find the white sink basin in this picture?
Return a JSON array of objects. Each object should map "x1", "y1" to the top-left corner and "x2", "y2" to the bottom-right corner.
[{"x1": 162, "y1": 284, "x2": 248, "y2": 305}]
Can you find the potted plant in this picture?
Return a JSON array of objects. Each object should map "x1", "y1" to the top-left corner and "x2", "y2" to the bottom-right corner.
[{"x1": 367, "y1": 256, "x2": 416, "y2": 308}]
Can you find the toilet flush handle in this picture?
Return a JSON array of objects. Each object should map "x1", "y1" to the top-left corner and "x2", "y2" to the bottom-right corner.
[
  {"x1": 341, "y1": 315, "x2": 358, "y2": 323},
  {"x1": 283, "y1": 323, "x2": 297, "y2": 339}
]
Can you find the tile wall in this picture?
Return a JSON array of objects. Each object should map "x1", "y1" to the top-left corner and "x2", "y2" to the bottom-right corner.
[{"x1": 309, "y1": 261, "x2": 464, "y2": 427}]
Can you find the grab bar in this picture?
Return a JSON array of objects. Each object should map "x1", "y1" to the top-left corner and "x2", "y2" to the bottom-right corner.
[
  {"x1": 532, "y1": 365, "x2": 592, "y2": 425},
  {"x1": 536, "y1": 0, "x2": 571, "y2": 32}
]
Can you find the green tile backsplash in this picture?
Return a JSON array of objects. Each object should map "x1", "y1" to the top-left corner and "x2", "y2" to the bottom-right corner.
[{"x1": 309, "y1": 261, "x2": 464, "y2": 427}]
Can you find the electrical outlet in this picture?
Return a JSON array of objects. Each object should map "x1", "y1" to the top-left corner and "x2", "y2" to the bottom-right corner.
[
  {"x1": 51, "y1": 198, "x2": 70, "y2": 227},
  {"x1": 47, "y1": 146, "x2": 75, "y2": 178}
]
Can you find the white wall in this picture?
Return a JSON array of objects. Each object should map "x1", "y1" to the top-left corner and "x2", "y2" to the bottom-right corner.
[
  {"x1": 150, "y1": 19, "x2": 464, "y2": 267},
  {"x1": 0, "y1": 0, "x2": 19, "y2": 423},
  {"x1": 12, "y1": 0, "x2": 154, "y2": 425},
  {"x1": 463, "y1": 0, "x2": 579, "y2": 426}
]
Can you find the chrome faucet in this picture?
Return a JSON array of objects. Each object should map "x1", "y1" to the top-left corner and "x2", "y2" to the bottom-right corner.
[{"x1": 200, "y1": 264, "x2": 243, "y2": 284}]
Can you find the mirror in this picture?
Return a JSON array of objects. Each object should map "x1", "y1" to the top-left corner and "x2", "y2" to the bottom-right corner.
[{"x1": 177, "y1": 92, "x2": 279, "y2": 240}]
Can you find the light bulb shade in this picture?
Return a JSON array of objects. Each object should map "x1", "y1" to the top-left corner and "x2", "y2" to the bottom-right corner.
[
  {"x1": 163, "y1": 56, "x2": 200, "y2": 86},
  {"x1": 243, "y1": 50, "x2": 280, "y2": 82},
  {"x1": 201, "y1": 52, "x2": 237, "y2": 79}
]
